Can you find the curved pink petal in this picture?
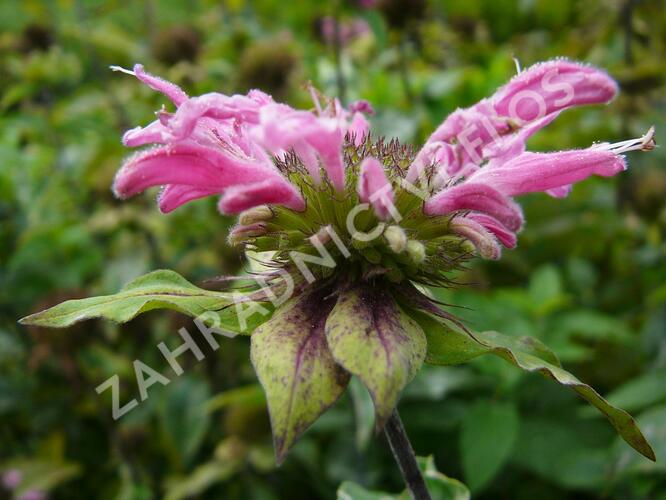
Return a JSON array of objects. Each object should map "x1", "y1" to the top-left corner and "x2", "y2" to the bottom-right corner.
[
  {"x1": 450, "y1": 216, "x2": 502, "y2": 260},
  {"x1": 427, "y1": 102, "x2": 507, "y2": 147},
  {"x1": 425, "y1": 182, "x2": 524, "y2": 232},
  {"x1": 123, "y1": 120, "x2": 173, "y2": 147},
  {"x1": 254, "y1": 106, "x2": 345, "y2": 191},
  {"x1": 349, "y1": 100, "x2": 375, "y2": 115},
  {"x1": 164, "y1": 93, "x2": 266, "y2": 140},
  {"x1": 133, "y1": 64, "x2": 188, "y2": 106},
  {"x1": 292, "y1": 141, "x2": 321, "y2": 184},
  {"x1": 218, "y1": 178, "x2": 305, "y2": 214},
  {"x1": 482, "y1": 111, "x2": 560, "y2": 163},
  {"x1": 158, "y1": 185, "x2": 223, "y2": 213},
  {"x1": 357, "y1": 157, "x2": 394, "y2": 220},
  {"x1": 492, "y1": 59, "x2": 618, "y2": 124},
  {"x1": 113, "y1": 143, "x2": 277, "y2": 199},
  {"x1": 420, "y1": 60, "x2": 618, "y2": 169},
  {"x1": 305, "y1": 124, "x2": 345, "y2": 191},
  {"x1": 466, "y1": 213, "x2": 517, "y2": 248},
  {"x1": 348, "y1": 112, "x2": 370, "y2": 146},
  {"x1": 469, "y1": 149, "x2": 626, "y2": 197}
]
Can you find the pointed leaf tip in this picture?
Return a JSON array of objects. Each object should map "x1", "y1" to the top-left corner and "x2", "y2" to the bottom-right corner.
[{"x1": 18, "y1": 270, "x2": 234, "y2": 328}]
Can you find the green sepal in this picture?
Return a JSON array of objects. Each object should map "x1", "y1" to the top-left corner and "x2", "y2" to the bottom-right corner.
[
  {"x1": 19, "y1": 270, "x2": 239, "y2": 328},
  {"x1": 250, "y1": 287, "x2": 350, "y2": 464},
  {"x1": 415, "y1": 311, "x2": 656, "y2": 461},
  {"x1": 325, "y1": 284, "x2": 426, "y2": 429}
]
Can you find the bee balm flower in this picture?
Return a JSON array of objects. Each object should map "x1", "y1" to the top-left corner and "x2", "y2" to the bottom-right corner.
[{"x1": 23, "y1": 60, "x2": 655, "y2": 467}]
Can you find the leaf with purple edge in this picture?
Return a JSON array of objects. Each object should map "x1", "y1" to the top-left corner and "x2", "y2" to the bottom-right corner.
[
  {"x1": 250, "y1": 287, "x2": 350, "y2": 464},
  {"x1": 325, "y1": 285, "x2": 426, "y2": 429}
]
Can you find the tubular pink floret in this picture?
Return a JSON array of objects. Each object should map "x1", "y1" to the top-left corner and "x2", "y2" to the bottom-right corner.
[
  {"x1": 466, "y1": 213, "x2": 517, "y2": 248},
  {"x1": 491, "y1": 59, "x2": 618, "y2": 122},
  {"x1": 358, "y1": 157, "x2": 394, "y2": 220},
  {"x1": 450, "y1": 217, "x2": 502, "y2": 260},
  {"x1": 218, "y1": 179, "x2": 306, "y2": 214},
  {"x1": 424, "y1": 182, "x2": 524, "y2": 232},
  {"x1": 349, "y1": 112, "x2": 370, "y2": 146},
  {"x1": 112, "y1": 143, "x2": 280, "y2": 199},
  {"x1": 132, "y1": 64, "x2": 189, "y2": 106},
  {"x1": 469, "y1": 149, "x2": 626, "y2": 197},
  {"x1": 158, "y1": 185, "x2": 222, "y2": 213}
]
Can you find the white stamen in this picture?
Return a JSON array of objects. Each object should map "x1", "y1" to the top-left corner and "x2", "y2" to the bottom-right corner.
[
  {"x1": 591, "y1": 126, "x2": 656, "y2": 154},
  {"x1": 513, "y1": 57, "x2": 523, "y2": 74},
  {"x1": 110, "y1": 65, "x2": 136, "y2": 76}
]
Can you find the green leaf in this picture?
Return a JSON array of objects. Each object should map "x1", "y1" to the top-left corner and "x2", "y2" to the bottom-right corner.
[
  {"x1": 206, "y1": 383, "x2": 266, "y2": 413},
  {"x1": 336, "y1": 456, "x2": 469, "y2": 500},
  {"x1": 418, "y1": 313, "x2": 656, "y2": 461},
  {"x1": 337, "y1": 481, "x2": 394, "y2": 500},
  {"x1": 513, "y1": 417, "x2": 609, "y2": 489},
  {"x1": 604, "y1": 369, "x2": 666, "y2": 413},
  {"x1": 164, "y1": 458, "x2": 242, "y2": 500},
  {"x1": 460, "y1": 400, "x2": 519, "y2": 492},
  {"x1": 251, "y1": 287, "x2": 350, "y2": 464},
  {"x1": 325, "y1": 285, "x2": 426, "y2": 428},
  {"x1": 160, "y1": 376, "x2": 211, "y2": 467},
  {"x1": 418, "y1": 456, "x2": 470, "y2": 500},
  {"x1": 528, "y1": 264, "x2": 567, "y2": 315},
  {"x1": 610, "y1": 404, "x2": 666, "y2": 476},
  {"x1": 19, "y1": 269, "x2": 235, "y2": 328},
  {"x1": 416, "y1": 311, "x2": 558, "y2": 366}
]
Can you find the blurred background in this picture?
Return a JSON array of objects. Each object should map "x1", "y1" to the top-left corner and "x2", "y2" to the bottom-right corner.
[{"x1": 1, "y1": 0, "x2": 665, "y2": 498}]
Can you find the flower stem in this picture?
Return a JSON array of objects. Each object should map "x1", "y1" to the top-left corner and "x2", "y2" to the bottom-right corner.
[{"x1": 384, "y1": 409, "x2": 432, "y2": 500}]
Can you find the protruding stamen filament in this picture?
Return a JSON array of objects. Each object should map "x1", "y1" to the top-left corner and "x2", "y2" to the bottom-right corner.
[
  {"x1": 592, "y1": 126, "x2": 656, "y2": 154},
  {"x1": 109, "y1": 65, "x2": 136, "y2": 76}
]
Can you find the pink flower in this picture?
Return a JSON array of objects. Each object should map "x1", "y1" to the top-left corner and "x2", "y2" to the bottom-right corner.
[
  {"x1": 2, "y1": 469, "x2": 22, "y2": 489},
  {"x1": 112, "y1": 59, "x2": 653, "y2": 260},
  {"x1": 319, "y1": 17, "x2": 370, "y2": 46}
]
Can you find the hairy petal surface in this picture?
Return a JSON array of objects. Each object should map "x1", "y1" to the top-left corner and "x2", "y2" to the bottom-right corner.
[
  {"x1": 250, "y1": 288, "x2": 350, "y2": 464},
  {"x1": 325, "y1": 285, "x2": 426, "y2": 428}
]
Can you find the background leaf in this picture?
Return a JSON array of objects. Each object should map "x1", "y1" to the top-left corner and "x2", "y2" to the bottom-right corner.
[{"x1": 460, "y1": 400, "x2": 519, "y2": 492}]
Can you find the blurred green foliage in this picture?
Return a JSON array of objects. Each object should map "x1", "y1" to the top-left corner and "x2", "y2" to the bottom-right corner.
[{"x1": 1, "y1": 0, "x2": 665, "y2": 498}]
